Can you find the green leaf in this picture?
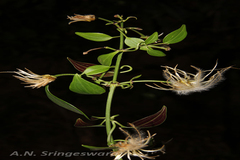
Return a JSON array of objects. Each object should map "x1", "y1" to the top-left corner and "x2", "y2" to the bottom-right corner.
[
  {"x1": 69, "y1": 74, "x2": 105, "y2": 94},
  {"x1": 45, "y1": 85, "x2": 89, "y2": 120},
  {"x1": 124, "y1": 37, "x2": 144, "y2": 48},
  {"x1": 75, "y1": 32, "x2": 113, "y2": 42},
  {"x1": 67, "y1": 58, "x2": 114, "y2": 77},
  {"x1": 145, "y1": 32, "x2": 158, "y2": 45},
  {"x1": 97, "y1": 51, "x2": 119, "y2": 66},
  {"x1": 82, "y1": 144, "x2": 115, "y2": 150},
  {"x1": 130, "y1": 74, "x2": 142, "y2": 81},
  {"x1": 139, "y1": 45, "x2": 148, "y2": 51},
  {"x1": 163, "y1": 24, "x2": 187, "y2": 44},
  {"x1": 83, "y1": 65, "x2": 110, "y2": 76},
  {"x1": 147, "y1": 47, "x2": 166, "y2": 57}
]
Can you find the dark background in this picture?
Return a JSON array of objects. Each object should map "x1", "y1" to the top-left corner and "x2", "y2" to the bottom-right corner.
[{"x1": 0, "y1": 0, "x2": 240, "y2": 160}]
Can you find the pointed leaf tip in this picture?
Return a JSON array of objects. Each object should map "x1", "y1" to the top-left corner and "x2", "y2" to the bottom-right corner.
[
  {"x1": 82, "y1": 144, "x2": 115, "y2": 150},
  {"x1": 67, "y1": 58, "x2": 114, "y2": 77},
  {"x1": 83, "y1": 65, "x2": 110, "y2": 76},
  {"x1": 147, "y1": 48, "x2": 166, "y2": 57},
  {"x1": 145, "y1": 32, "x2": 158, "y2": 45},
  {"x1": 74, "y1": 118, "x2": 105, "y2": 128},
  {"x1": 75, "y1": 32, "x2": 113, "y2": 42},
  {"x1": 45, "y1": 85, "x2": 89, "y2": 119},
  {"x1": 163, "y1": 24, "x2": 187, "y2": 44},
  {"x1": 125, "y1": 37, "x2": 144, "y2": 48},
  {"x1": 131, "y1": 105, "x2": 167, "y2": 128},
  {"x1": 97, "y1": 51, "x2": 119, "y2": 66},
  {"x1": 67, "y1": 57, "x2": 95, "y2": 73},
  {"x1": 69, "y1": 74, "x2": 105, "y2": 95}
]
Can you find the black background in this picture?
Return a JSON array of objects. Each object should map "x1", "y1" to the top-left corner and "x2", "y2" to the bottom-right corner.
[{"x1": 0, "y1": 0, "x2": 240, "y2": 160}]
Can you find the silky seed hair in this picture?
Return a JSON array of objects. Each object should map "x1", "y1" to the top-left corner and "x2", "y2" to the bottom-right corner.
[
  {"x1": 146, "y1": 61, "x2": 231, "y2": 95},
  {"x1": 110, "y1": 123, "x2": 165, "y2": 160}
]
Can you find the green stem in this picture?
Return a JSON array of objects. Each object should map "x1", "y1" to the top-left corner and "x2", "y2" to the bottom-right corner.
[
  {"x1": 105, "y1": 21, "x2": 124, "y2": 146},
  {"x1": 120, "y1": 80, "x2": 167, "y2": 85},
  {"x1": 104, "y1": 46, "x2": 117, "y2": 51},
  {"x1": 107, "y1": 121, "x2": 116, "y2": 143},
  {"x1": 112, "y1": 21, "x2": 124, "y2": 82},
  {"x1": 105, "y1": 85, "x2": 116, "y2": 145},
  {"x1": 112, "y1": 53, "x2": 123, "y2": 82},
  {"x1": 149, "y1": 45, "x2": 167, "y2": 50},
  {"x1": 131, "y1": 29, "x2": 147, "y2": 38},
  {"x1": 98, "y1": 17, "x2": 113, "y2": 23},
  {"x1": 54, "y1": 73, "x2": 75, "y2": 77},
  {"x1": 119, "y1": 22, "x2": 124, "y2": 49},
  {"x1": 132, "y1": 80, "x2": 167, "y2": 83},
  {"x1": 117, "y1": 28, "x2": 127, "y2": 38}
]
